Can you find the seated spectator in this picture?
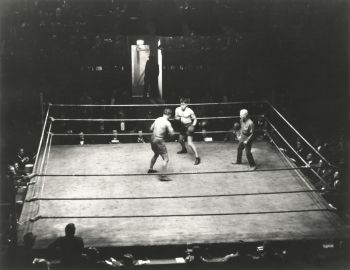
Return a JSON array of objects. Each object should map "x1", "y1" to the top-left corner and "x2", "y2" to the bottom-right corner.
[
  {"x1": 331, "y1": 170, "x2": 341, "y2": 187},
  {"x1": 323, "y1": 171, "x2": 347, "y2": 210},
  {"x1": 7, "y1": 164, "x2": 35, "y2": 187},
  {"x1": 305, "y1": 153, "x2": 317, "y2": 167},
  {"x1": 317, "y1": 142, "x2": 332, "y2": 161},
  {"x1": 296, "y1": 139, "x2": 306, "y2": 159},
  {"x1": 14, "y1": 162, "x2": 23, "y2": 175},
  {"x1": 16, "y1": 148, "x2": 30, "y2": 171},
  {"x1": 48, "y1": 223, "x2": 84, "y2": 266},
  {"x1": 255, "y1": 116, "x2": 267, "y2": 140},
  {"x1": 134, "y1": 110, "x2": 154, "y2": 143},
  {"x1": 316, "y1": 159, "x2": 325, "y2": 176},
  {"x1": 321, "y1": 167, "x2": 334, "y2": 186},
  {"x1": 9, "y1": 232, "x2": 49, "y2": 269},
  {"x1": 185, "y1": 245, "x2": 203, "y2": 265}
]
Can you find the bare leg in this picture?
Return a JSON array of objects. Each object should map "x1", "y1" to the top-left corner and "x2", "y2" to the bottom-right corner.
[
  {"x1": 187, "y1": 136, "x2": 199, "y2": 158},
  {"x1": 150, "y1": 153, "x2": 159, "y2": 170},
  {"x1": 159, "y1": 154, "x2": 171, "y2": 181},
  {"x1": 162, "y1": 154, "x2": 169, "y2": 172},
  {"x1": 178, "y1": 134, "x2": 186, "y2": 151}
]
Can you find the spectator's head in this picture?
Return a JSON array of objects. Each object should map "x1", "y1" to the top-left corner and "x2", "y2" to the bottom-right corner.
[
  {"x1": 180, "y1": 97, "x2": 189, "y2": 110},
  {"x1": 7, "y1": 165, "x2": 16, "y2": 176},
  {"x1": 317, "y1": 159, "x2": 324, "y2": 167},
  {"x1": 333, "y1": 171, "x2": 340, "y2": 180},
  {"x1": 306, "y1": 153, "x2": 314, "y2": 162},
  {"x1": 192, "y1": 245, "x2": 201, "y2": 258},
  {"x1": 14, "y1": 162, "x2": 19, "y2": 171},
  {"x1": 186, "y1": 245, "x2": 202, "y2": 264},
  {"x1": 122, "y1": 253, "x2": 134, "y2": 266},
  {"x1": 18, "y1": 148, "x2": 25, "y2": 156},
  {"x1": 163, "y1": 108, "x2": 172, "y2": 119},
  {"x1": 65, "y1": 223, "x2": 76, "y2": 237},
  {"x1": 296, "y1": 140, "x2": 303, "y2": 149},
  {"x1": 239, "y1": 109, "x2": 248, "y2": 120}
]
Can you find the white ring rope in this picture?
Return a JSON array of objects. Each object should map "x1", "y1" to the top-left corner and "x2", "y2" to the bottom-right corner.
[
  {"x1": 33, "y1": 104, "x2": 51, "y2": 172},
  {"x1": 51, "y1": 100, "x2": 267, "y2": 107},
  {"x1": 51, "y1": 130, "x2": 236, "y2": 136},
  {"x1": 51, "y1": 115, "x2": 244, "y2": 122}
]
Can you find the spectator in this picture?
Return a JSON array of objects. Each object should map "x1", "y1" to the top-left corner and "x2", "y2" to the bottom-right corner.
[
  {"x1": 306, "y1": 153, "x2": 317, "y2": 167},
  {"x1": 5, "y1": 232, "x2": 50, "y2": 269},
  {"x1": 331, "y1": 171, "x2": 341, "y2": 188},
  {"x1": 134, "y1": 109, "x2": 154, "y2": 143},
  {"x1": 293, "y1": 139, "x2": 306, "y2": 165},
  {"x1": 16, "y1": 148, "x2": 30, "y2": 171},
  {"x1": 48, "y1": 223, "x2": 84, "y2": 266},
  {"x1": 14, "y1": 162, "x2": 23, "y2": 176},
  {"x1": 316, "y1": 159, "x2": 326, "y2": 176}
]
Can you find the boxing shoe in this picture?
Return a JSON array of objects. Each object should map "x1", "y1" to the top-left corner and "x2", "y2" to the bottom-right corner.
[
  {"x1": 147, "y1": 169, "x2": 157, "y2": 173},
  {"x1": 177, "y1": 149, "x2": 188, "y2": 154},
  {"x1": 232, "y1": 161, "x2": 242, "y2": 165},
  {"x1": 194, "y1": 157, "x2": 201, "y2": 165},
  {"x1": 159, "y1": 175, "x2": 172, "y2": 181}
]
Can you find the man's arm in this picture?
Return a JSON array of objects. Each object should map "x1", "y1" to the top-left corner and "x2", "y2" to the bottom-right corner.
[
  {"x1": 244, "y1": 121, "x2": 255, "y2": 144},
  {"x1": 190, "y1": 110, "x2": 197, "y2": 126},
  {"x1": 150, "y1": 121, "x2": 155, "y2": 131},
  {"x1": 175, "y1": 108, "x2": 181, "y2": 121},
  {"x1": 17, "y1": 155, "x2": 29, "y2": 163},
  {"x1": 167, "y1": 122, "x2": 175, "y2": 137}
]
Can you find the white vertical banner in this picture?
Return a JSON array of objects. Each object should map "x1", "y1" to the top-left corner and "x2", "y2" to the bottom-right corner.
[
  {"x1": 157, "y1": 40, "x2": 163, "y2": 99},
  {"x1": 131, "y1": 44, "x2": 150, "y2": 97}
]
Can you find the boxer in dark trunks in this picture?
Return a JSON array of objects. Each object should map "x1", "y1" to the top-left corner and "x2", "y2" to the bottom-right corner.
[
  {"x1": 175, "y1": 98, "x2": 200, "y2": 165},
  {"x1": 149, "y1": 108, "x2": 175, "y2": 181}
]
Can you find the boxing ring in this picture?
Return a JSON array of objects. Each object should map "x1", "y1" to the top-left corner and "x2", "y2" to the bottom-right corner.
[{"x1": 17, "y1": 101, "x2": 348, "y2": 251}]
